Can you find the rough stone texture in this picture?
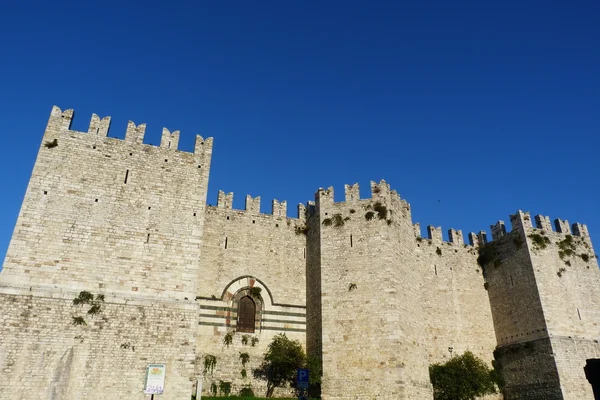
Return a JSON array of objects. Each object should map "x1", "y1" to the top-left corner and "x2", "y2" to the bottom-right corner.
[
  {"x1": 1, "y1": 105, "x2": 599, "y2": 399},
  {"x1": 308, "y1": 182, "x2": 499, "y2": 400},
  {"x1": 485, "y1": 211, "x2": 600, "y2": 400},
  {"x1": 1, "y1": 106, "x2": 212, "y2": 300},
  {"x1": 0, "y1": 288, "x2": 197, "y2": 400}
]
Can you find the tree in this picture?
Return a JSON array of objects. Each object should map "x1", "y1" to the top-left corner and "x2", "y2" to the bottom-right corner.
[
  {"x1": 253, "y1": 333, "x2": 306, "y2": 397},
  {"x1": 429, "y1": 351, "x2": 498, "y2": 400}
]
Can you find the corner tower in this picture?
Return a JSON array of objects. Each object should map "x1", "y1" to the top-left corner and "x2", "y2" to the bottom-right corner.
[
  {"x1": 483, "y1": 212, "x2": 600, "y2": 399},
  {"x1": 306, "y1": 181, "x2": 433, "y2": 399},
  {"x1": 0, "y1": 106, "x2": 213, "y2": 299}
]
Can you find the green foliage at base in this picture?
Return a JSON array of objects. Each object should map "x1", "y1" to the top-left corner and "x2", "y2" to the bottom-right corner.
[
  {"x1": 429, "y1": 351, "x2": 499, "y2": 400},
  {"x1": 253, "y1": 334, "x2": 306, "y2": 397},
  {"x1": 194, "y1": 397, "x2": 297, "y2": 400}
]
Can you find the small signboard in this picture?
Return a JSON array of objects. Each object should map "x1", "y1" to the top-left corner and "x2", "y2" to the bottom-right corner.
[
  {"x1": 297, "y1": 368, "x2": 309, "y2": 389},
  {"x1": 144, "y1": 363, "x2": 166, "y2": 395}
]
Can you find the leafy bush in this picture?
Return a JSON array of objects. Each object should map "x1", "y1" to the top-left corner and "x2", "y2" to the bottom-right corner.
[
  {"x1": 429, "y1": 351, "x2": 498, "y2": 400},
  {"x1": 253, "y1": 334, "x2": 306, "y2": 397},
  {"x1": 239, "y1": 386, "x2": 255, "y2": 397}
]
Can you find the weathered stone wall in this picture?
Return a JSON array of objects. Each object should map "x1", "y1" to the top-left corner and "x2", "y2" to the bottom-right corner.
[
  {"x1": 418, "y1": 229, "x2": 498, "y2": 366},
  {"x1": 1, "y1": 106, "x2": 212, "y2": 300},
  {"x1": 309, "y1": 181, "x2": 500, "y2": 399},
  {"x1": 0, "y1": 287, "x2": 198, "y2": 400},
  {"x1": 311, "y1": 182, "x2": 430, "y2": 399},
  {"x1": 198, "y1": 193, "x2": 306, "y2": 305},
  {"x1": 195, "y1": 293, "x2": 305, "y2": 397},
  {"x1": 523, "y1": 216, "x2": 600, "y2": 400},
  {"x1": 493, "y1": 338, "x2": 562, "y2": 400},
  {"x1": 195, "y1": 199, "x2": 307, "y2": 396},
  {"x1": 483, "y1": 211, "x2": 600, "y2": 399}
]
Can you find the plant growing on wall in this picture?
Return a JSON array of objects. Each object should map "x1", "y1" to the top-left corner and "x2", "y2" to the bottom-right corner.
[
  {"x1": 249, "y1": 287, "x2": 262, "y2": 299},
  {"x1": 557, "y1": 235, "x2": 576, "y2": 258},
  {"x1": 223, "y1": 331, "x2": 234, "y2": 347},
  {"x1": 251, "y1": 337, "x2": 259, "y2": 347},
  {"x1": 529, "y1": 233, "x2": 550, "y2": 250},
  {"x1": 365, "y1": 211, "x2": 375, "y2": 221},
  {"x1": 373, "y1": 202, "x2": 388, "y2": 220},
  {"x1": 436, "y1": 247, "x2": 442, "y2": 256},
  {"x1": 476, "y1": 242, "x2": 501, "y2": 271},
  {"x1": 557, "y1": 267, "x2": 566, "y2": 277},
  {"x1": 219, "y1": 381, "x2": 232, "y2": 396},
  {"x1": 295, "y1": 225, "x2": 309, "y2": 235},
  {"x1": 44, "y1": 139, "x2": 58, "y2": 148},
  {"x1": 240, "y1": 352, "x2": 250, "y2": 367},
  {"x1": 72, "y1": 291, "x2": 105, "y2": 325},
  {"x1": 322, "y1": 218, "x2": 332, "y2": 226},
  {"x1": 241, "y1": 368, "x2": 247, "y2": 378},
  {"x1": 203, "y1": 354, "x2": 217, "y2": 375},
  {"x1": 348, "y1": 283, "x2": 357, "y2": 292},
  {"x1": 210, "y1": 382, "x2": 218, "y2": 396},
  {"x1": 241, "y1": 334, "x2": 250, "y2": 346}
]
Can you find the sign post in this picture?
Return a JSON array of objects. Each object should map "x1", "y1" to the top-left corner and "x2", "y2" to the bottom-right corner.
[
  {"x1": 144, "y1": 363, "x2": 166, "y2": 397},
  {"x1": 297, "y1": 368, "x2": 309, "y2": 400}
]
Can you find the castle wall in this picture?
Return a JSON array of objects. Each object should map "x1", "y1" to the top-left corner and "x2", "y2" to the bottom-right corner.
[
  {"x1": 195, "y1": 197, "x2": 307, "y2": 396},
  {"x1": 418, "y1": 233, "x2": 498, "y2": 366},
  {"x1": 0, "y1": 287, "x2": 198, "y2": 400},
  {"x1": 198, "y1": 198, "x2": 306, "y2": 305},
  {"x1": 523, "y1": 218, "x2": 600, "y2": 399},
  {"x1": 312, "y1": 182, "x2": 433, "y2": 400},
  {"x1": 0, "y1": 107, "x2": 212, "y2": 300}
]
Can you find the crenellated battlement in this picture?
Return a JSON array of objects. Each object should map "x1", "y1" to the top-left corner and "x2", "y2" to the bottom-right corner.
[
  {"x1": 46, "y1": 106, "x2": 212, "y2": 157},
  {"x1": 210, "y1": 190, "x2": 304, "y2": 219},
  {"x1": 316, "y1": 180, "x2": 409, "y2": 213}
]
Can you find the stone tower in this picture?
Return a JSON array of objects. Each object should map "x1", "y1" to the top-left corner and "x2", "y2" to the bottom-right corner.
[{"x1": 484, "y1": 212, "x2": 600, "y2": 400}]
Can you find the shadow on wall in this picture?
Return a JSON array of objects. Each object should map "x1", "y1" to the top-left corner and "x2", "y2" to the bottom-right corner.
[{"x1": 585, "y1": 359, "x2": 600, "y2": 399}]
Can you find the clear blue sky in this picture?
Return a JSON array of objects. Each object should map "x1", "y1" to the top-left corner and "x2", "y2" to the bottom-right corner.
[{"x1": 1, "y1": 1, "x2": 598, "y2": 264}]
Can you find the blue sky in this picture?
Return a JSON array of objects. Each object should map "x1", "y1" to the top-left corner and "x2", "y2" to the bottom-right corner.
[{"x1": 1, "y1": 1, "x2": 598, "y2": 263}]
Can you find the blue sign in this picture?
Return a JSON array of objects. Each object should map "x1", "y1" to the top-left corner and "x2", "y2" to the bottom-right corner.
[{"x1": 297, "y1": 368, "x2": 309, "y2": 389}]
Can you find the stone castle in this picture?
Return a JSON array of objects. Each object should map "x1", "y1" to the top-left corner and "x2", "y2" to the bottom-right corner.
[{"x1": 1, "y1": 106, "x2": 599, "y2": 400}]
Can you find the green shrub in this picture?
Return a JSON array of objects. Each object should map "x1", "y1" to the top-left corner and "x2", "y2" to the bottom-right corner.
[{"x1": 429, "y1": 351, "x2": 498, "y2": 400}]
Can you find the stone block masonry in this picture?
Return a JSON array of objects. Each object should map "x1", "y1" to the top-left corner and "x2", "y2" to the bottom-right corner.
[{"x1": 1, "y1": 105, "x2": 599, "y2": 399}]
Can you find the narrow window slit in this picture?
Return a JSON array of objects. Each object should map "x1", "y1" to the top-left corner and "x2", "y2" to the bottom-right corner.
[
  {"x1": 224, "y1": 237, "x2": 228, "y2": 249},
  {"x1": 146, "y1": 234, "x2": 150, "y2": 243},
  {"x1": 434, "y1": 265, "x2": 437, "y2": 276},
  {"x1": 303, "y1": 248, "x2": 306, "y2": 259},
  {"x1": 124, "y1": 170, "x2": 129, "y2": 184},
  {"x1": 577, "y1": 308, "x2": 582, "y2": 320},
  {"x1": 193, "y1": 212, "x2": 196, "y2": 217},
  {"x1": 510, "y1": 275, "x2": 514, "y2": 287},
  {"x1": 350, "y1": 234, "x2": 353, "y2": 247},
  {"x1": 95, "y1": 199, "x2": 98, "y2": 203}
]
